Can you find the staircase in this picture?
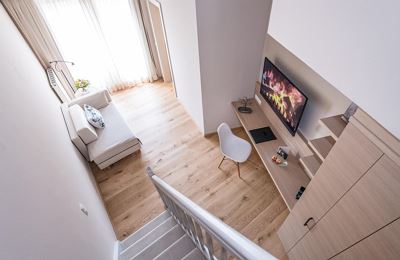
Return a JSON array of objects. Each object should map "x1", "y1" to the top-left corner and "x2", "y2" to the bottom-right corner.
[
  {"x1": 116, "y1": 167, "x2": 276, "y2": 260},
  {"x1": 118, "y1": 211, "x2": 205, "y2": 260}
]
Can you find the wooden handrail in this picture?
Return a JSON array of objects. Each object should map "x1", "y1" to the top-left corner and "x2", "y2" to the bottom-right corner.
[{"x1": 147, "y1": 167, "x2": 277, "y2": 260}]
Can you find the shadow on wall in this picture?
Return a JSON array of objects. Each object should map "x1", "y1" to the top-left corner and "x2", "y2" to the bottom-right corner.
[{"x1": 262, "y1": 34, "x2": 351, "y2": 139}]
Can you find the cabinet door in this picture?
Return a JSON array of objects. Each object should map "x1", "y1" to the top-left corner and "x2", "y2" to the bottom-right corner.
[
  {"x1": 333, "y1": 218, "x2": 400, "y2": 260},
  {"x1": 278, "y1": 123, "x2": 382, "y2": 251},
  {"x1": 288, "y1": 155, "x2": 400, "y2": 260}
]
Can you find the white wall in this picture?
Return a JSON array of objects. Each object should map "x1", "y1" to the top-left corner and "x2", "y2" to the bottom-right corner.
[
  {"x1": 157, "y1": 0, "x2": 205, "y2": 132},
  {"x1": 260, "y1": 35, "x2": 352, "y2": 139},
  {"x1": 269, "y1": 0, "x2": 400, "y2": 138},
  {"x1": 196, "y1": 0, "x2": 272, "y2": 134},
  {"x1": 0, "y1": 5, "x2": 116, "y2": 260}
]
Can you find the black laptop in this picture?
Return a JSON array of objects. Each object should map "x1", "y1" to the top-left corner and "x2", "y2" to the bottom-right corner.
[{"x1": 249, "y1": 127, "x2": 276, "y2": 144}]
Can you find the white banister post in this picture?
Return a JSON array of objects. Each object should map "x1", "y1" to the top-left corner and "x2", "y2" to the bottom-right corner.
[{"x1": 146, "y1": 166, "x2": 155, "y2": 177}]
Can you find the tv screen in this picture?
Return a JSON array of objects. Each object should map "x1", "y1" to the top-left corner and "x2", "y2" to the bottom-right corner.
[{"x1": 260, "y1": 57, "x2": 308, "y2": 136}]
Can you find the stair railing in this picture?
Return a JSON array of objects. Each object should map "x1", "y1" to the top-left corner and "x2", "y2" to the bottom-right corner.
[{"x1": 147, "y1": 167, "x2": 277, "y2": 260}]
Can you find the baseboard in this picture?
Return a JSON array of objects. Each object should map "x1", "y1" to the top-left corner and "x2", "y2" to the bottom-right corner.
[{"x1": 113, "y1": 240, "x2": 120, "y2": 260}]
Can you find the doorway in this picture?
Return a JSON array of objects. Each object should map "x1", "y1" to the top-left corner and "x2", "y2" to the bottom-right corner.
[{"x1": 147, "y1": 0, "x2": 175, "y2": 94}]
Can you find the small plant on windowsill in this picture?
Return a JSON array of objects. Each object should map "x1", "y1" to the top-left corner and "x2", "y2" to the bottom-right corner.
[
  {"x1": 75, "y1": 79, "x2": 90, "y2": 91},
  {"x1": 74, "y1": 79, "x2": 90, "y2": 96}
]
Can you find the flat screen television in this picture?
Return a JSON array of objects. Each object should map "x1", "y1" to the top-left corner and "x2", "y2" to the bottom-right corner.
[{"x1": 260, "y1": 57, "x2": 308, "y2": 136}]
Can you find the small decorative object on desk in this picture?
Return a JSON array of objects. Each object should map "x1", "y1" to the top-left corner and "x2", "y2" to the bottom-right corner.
[
  {"x1": 238, "y1": 97, "x2": 252, "y2": 113},
  {"x1": 277, "y1": 146, "x2": 289, "y2": 160},
  {"x1": 342, "y1": 102, "x2": 358, "y2": 122},
  {"x1": 272, "y1": 155, "x2": 288, "y2": 167},
  {"x1": 272, "y1": 146, "x2": 290, "y2": 167}
]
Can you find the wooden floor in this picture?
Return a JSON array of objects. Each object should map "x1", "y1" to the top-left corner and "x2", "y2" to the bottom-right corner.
[{"x1": 92, "y1": 82, "x2": 288, "y2": 259}]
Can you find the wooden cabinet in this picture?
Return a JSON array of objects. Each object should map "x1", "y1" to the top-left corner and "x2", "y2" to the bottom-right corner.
[
  {"x1": 278, "y1": 108, "x2": 400, "y2": 259},
  {"x1": 333, "y1": 218, "x2": 400, "y2": 260},
  {"x1": 278, "y1": 123, "x2": 382, "y2": 251},
  {"x1": 288, "y1": 155, "x2": 400, "y2": 259}
]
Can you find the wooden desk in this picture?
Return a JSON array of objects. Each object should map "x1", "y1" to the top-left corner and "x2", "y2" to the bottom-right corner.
[{"x1": 232, "y1": 100, "x2": 310, "y2": 210}]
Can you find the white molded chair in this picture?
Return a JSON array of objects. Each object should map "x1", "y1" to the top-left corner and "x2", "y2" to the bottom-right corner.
[{"x1": 217, "y1": 122, "x2": 252, "y2": 178}]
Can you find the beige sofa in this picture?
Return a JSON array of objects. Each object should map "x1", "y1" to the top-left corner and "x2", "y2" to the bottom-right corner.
[{"x1": 61, "y1": 89, "x2": 141, "y2": 169}]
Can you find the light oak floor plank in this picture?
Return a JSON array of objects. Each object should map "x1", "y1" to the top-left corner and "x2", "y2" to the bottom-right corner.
[{"x1": 91, "y1": 82, "x2": 287, "y2": 258}]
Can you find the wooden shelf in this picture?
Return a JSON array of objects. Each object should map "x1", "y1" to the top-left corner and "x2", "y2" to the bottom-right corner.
[
  {"x1": 301, "y1": 115, "x2": 345, "y2": 176},
  {"x1": 320, "y1": 115, "x2": 348, "y2": 140},
  {"x1": 232, "y1": 100, "x2": 311, "y2": 211},
  {"x1": 309, "y1": 136, "x2": 336, "y2": 161},
  {"x1": 299, "y1": 155, "x2": 321, "y2": 179}
]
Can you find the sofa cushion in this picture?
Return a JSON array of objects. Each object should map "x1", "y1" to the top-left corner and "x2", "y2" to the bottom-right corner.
[
  {"x1": 69, "y1": 104, "x2": 98, "y2": 144},
  {"x1": 87, "y1": 103, "x2": 139, "y2": 164},
  {"x1": 84, "y1": 104, "x2": 105, "y2": 129}
]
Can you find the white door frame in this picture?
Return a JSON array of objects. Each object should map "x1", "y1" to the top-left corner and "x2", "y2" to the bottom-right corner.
[{"x1": 147, "y1": 0, "x2": 177, "y2": 97}]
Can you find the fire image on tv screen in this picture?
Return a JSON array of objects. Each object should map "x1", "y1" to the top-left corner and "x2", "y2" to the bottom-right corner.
[{"x1": 260, "y1": 57, "x2": 308, "y2": 136}]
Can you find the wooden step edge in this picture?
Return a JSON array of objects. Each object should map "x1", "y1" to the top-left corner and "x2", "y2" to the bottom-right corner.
[
  {"x1": 182, "y1": 248, "x2": 206, "y2": 260},
  {"x1": 320, "y1": 114, "x2": 348, "y2": 141},
  {"x1": 120, "y1": 211, "x2": 170, "y2": 250},
  {"x1": 153, "y1": 234, "x2": 195, "y2": 260},
  {"x1": 130, "y1": 225, "x2": 185, "y2": 260},
  {"x1": 120, "y1": 217, "x2": 176, "y2": 258},
  {"x1": 299, "y1": 155, "x2": 321, "y2": 179},
  {"x1": 308, "y1": 136, "x2": 336, "y2": 161}
]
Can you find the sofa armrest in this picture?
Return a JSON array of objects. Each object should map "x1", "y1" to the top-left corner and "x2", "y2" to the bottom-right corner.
[
  {"x1": 60, "y1": 104, "x2": 90, "y2": 160},
  {"x1": 68, "y1": 89, "x2": 112, "y2": 109}
]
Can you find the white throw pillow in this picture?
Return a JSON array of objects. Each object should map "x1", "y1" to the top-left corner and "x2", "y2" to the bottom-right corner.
[
  {"x1": 69, "y1": 104, "x2": 98, "y2": 144},
  {"x1": 84, "y1": 104, "x2": 105, "y2": 129}
]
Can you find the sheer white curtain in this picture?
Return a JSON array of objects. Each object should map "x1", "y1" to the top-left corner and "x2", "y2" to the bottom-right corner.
[
  {"x1": 35, "y1": 0, "x2": 158, "y2": 92},
  {"x1": 1, "y1": 0, "x2": 75, "y2": 102}
]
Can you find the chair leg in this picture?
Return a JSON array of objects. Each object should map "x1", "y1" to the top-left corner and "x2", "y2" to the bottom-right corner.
[
  {"x1": 237, "y1": 162, "x2": 240, "y2": 178},
  {"x1": 218, "y1": 156, "x2": 226, "y2": 169}
]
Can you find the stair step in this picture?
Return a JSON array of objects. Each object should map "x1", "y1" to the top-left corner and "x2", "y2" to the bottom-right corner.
[
  {"x1": 132, "y1": 225, "x2": 185, "y2": 260},
  {"x1": 308, "y1": 136, "x2": 336, "y2": 161},
  {"x1": 299, "y1": 155, "x2": 321, "y2": 179},
  {"x1": 182, "y1": 248, "x2": 206, "y2": 260},
  {"x1": 154, "y1": 235, "x2": 196, "y2": 260},
  {"x1": 320, "y1": 114, "x2": 347, "y2": 141},
  {"x1": 120, "y1": 211, "x2": 170, "y2": 250},
  {"x1": 120, "y1": 217, "x2": 176, "y2": 260}
]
